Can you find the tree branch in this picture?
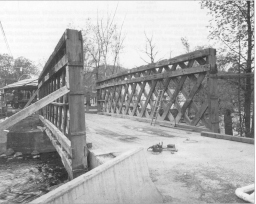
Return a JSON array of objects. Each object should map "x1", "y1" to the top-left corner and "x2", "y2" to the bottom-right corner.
[
  {"x1": 140, "y1": 56, "x2": 150, "y2": 64},
  {"x1": 210, "y1": 31, "x2": 247, "y2": 61},
  {"x1": 233, "y1": 1, "x2": 247, "y2": 20}
]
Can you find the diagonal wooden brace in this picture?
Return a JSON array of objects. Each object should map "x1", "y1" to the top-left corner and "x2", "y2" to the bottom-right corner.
[{"x1": 0, "y1": 86, "x2": 69, "y2": 132}]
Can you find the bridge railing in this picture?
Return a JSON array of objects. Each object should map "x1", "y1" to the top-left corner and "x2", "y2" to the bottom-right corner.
[
  {"x1": 38, "y1": 29, "x2": 87, "y2": 179},
  {"x1": 96, "y1": 48, "x2": 219, "y2": 133}
]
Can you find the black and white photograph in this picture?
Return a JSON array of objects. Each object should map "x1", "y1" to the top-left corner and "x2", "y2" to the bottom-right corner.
[{"x1": 0, "y1": 1, "x2": 254, "y2": 203}]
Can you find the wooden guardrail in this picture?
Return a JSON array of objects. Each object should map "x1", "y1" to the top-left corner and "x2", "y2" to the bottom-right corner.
[
  {"x1": 38, "y1": 29, "x2": 87, "y2": 179},
  {"x1": 96, "y1": 48, "x2": 220, "y2": 133}
]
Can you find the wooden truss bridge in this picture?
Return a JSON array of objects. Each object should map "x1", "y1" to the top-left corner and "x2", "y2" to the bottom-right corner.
[
  {"x1": 96, "y1": 48, "x2": 220, "y2": 133},
  {"x1": 0, "y1": 29, "x2": 224, "y2": 180},
  {"x1": 0, "y1": 29, "x2": 87, "y2": 179}
]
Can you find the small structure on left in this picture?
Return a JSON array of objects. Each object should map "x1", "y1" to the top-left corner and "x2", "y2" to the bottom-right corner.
[
  {"x1": 0, "y1": 78, "x2": 55, "y2": 156},
  {"x1": 1, "y1": 78, "x2": 38, "y2": 110},
  {"x1": 0, "y1": 89, "x2": 7, "y2": 116}
]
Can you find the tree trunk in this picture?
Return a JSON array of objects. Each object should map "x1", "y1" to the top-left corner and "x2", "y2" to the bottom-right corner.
[
  {"x1": 224, "y1": 109, "x2": 233, "y2": 135},
  {"x1": 95, "y1": 66, "x2": 98, "y2": 81},
  {"x1": 244, "y1": 1, "x2": 253, "y2": 138},
  {"x1": 86, "y1": 91, "x2": 90, "y2": 112},
  {"x1": 251, "y1": 100, "x2": 254, "y2": 138}
]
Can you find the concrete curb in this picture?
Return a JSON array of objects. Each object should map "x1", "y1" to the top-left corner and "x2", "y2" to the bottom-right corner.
[
  {"x1": 201, "y1": 131, "x2": 254, "y2": 144},
  {"x1": 99, "y1": 112, "x2": 208, "y2": 133},
  {"x1": 30, "y1": 148, "x2": 163, "y2": 204}
]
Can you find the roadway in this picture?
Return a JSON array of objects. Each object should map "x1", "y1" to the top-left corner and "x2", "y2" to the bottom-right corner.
[{"x1": 85, "y1": 113, "x2": 254, "y2": 203}]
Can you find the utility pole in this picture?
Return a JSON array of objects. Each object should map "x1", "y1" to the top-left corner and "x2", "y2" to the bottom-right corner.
[
  {"x1": 238, "y1": 13, "x2": 242, "y2": 136},
  {"x1": 0, "y1": 21, "x2": 13, "y2": 57}
]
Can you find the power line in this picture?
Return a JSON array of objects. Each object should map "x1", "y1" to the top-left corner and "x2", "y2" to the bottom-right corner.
[{"x1": 0, "y1": 21, "x2": 13, "y2": 57}]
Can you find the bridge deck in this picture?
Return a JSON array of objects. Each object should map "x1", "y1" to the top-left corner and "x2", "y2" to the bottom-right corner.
[{"x1": 86, "y1": 113, "x2": 254, "y2": 203}]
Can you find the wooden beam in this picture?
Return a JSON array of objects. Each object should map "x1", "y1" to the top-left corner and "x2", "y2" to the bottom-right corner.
[
  {"x1": 108, "y1": 86, "x2": 116, "y2": 113},
  {"x1": 50, "y1": 102, "x2": 69, "y2": 106},
  {"x1": 104, "y1": 89, "x2": 111, "y2": 112},
  {"x1": 191, "y1": 101, "x2": 208, "y2": 126},
  {"x1": 39, "y1": 115, "x2": 72, "y2": 157},
  {"x1": 96, "y1": 65, "x2": 210, "y2": 89},
  {"x1": 169, "y1": 55, "x2": 210, "y2": 128},
  {"x1": 38, "y1": 31, "x2": 67, "y2": 81},
  {"x1": 113, "y1": 85, "x2": 123, "y2": 113},
  {"x1": 118, "y1": 84, "x2": 129, "y2": 114},
  {"x1": 24, "y1": 88, "x2": 39, "y2": 108},
  {"x1": 97, "y1": 49, "x2": 211, "y2": 83},
  {"x1": 185, "y1": 74, "x2": 210, "y2": 128},
  {"x1": 96, "y1": 88, "x2": 101, "y2": 112},
  {"x1": 140, "y1": 80, "x2": 157, "y2": 117},
  {"x1": 151, "y1": 78, "x2": 171, "y2": 120},
  {"x1": 207, "y1": 48, "x2": 220, "y2": 133},
  {"x1": 66, "y1": 29, "x2": 87, "y2": 178},
  {"x1": 44, "y1": 128, "x2": 73, "y2": 179},
  {"x1": 160, "y1": 76, "x2": 187, "y2": 120},
  {"x1": 0, "y1": 86, "x2": 69, "y2": 131},
  {"x1": 143, "y1": 81, "x2": 156, "y2": 113},
  {"x1": 212, "y1": 73, "x2": 254, "y2": 79},
  {"x1": 176, "y1": 73, "x2": 206, "y2": 123},
  {"x1": 196, "y1": 58, "x2": 206, "y2": 65},
  {"x1": 131, "y1": 82, "x2": 146, "y2": 116},
  {"x1": 163, "y1": 82, "x2": 190, "y2": 124},
  {"x1": 124, "y1": 83, "x2": 137, "y2": 115},
  {"x1": 56, "y1": 76, "x2": 61, "y2": 127},
  {"x1": 60, "y1": 72, "x2": 67, "y2": 133}
]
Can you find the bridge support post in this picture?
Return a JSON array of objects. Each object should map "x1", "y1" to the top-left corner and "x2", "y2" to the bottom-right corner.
[
  {"x1": 66, "y1": 30, "x2": 88, "y2": 178},
  {"x1": 86, "y1": 91, "x2": 90, "y2": 112},
  {"x1": 96, "y1": 88, "x2": 101, "y2": 112},
  {"x1": 207, "y1": 48, "x2": 220, "y2": 133}
]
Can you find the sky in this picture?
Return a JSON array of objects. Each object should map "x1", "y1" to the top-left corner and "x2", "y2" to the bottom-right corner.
[{"x1": 0, "y1": 1, "x2": 212, "y2": 70}]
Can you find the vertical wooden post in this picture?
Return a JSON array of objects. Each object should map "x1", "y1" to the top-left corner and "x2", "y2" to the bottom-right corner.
[
  {"x1": 96, "y1": 87, "x2": 100, "y2": 112},
  {"x1": 66, "y1": 29, "x2": 87, "y2": 178},
  {"x1": 95, "y1": 65, "x2": 101, "y2": 112},
  {"x1": 86, "y1": 91, "x2": 90, "y2": 112},
  {"x1": 207, "y1": 48, "x2": 220, "y2": 133}
]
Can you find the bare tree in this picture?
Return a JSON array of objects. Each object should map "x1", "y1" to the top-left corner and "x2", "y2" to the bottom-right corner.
[
  {"x1": 111, "y1": 18, "x2": 125, "y2": 74},
  {"x1": 140, "y1": 32, "x2": 161, "y2": 64},
  {"x1": 82, "y1": 5, "x2": 125, "y2": 79},
  {"x1": 96, "y1": 8, "x2": 116, "y2": 76},
  {"x1": 201, "y1": 1, "x2": 254, "y2": 137},
  {"x1": 181, "y1": 37, "x2": 190, "y2": 53}
]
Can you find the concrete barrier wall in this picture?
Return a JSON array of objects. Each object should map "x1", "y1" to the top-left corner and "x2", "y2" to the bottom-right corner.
[
  {"x1": 201, "y1": 131, "x2": 254, "y2": 144},
  {"x1": 31, "y1": 148, "x2": 163, "y2": 204},
  {"x1": 88, "y1": 150, "x2": 114, "y2": 170},
  {"x1": 99, "y1": 112, "x2": 208, "y2": 132},
  {"x1": 7, "y1": 130, "x2": 56, "y2": 154},
  {"x1": 1, "y1": 130, "x2": 55, "y2": 155},
  {"x1": 0, "y1": 131, "x2": 7, "y2": 154}
]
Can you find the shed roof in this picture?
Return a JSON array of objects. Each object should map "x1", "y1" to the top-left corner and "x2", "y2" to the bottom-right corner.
[{"x1": 2, "y1": 78, "x2": 38, "y2": 91}]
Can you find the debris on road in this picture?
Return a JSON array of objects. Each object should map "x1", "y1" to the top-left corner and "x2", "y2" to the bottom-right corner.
[
  {"x1": 147, "y1": 142, "x2": 178, "y2": 154},
  {"x1": 183, "y1": 138, "x2": 198, "y2": 143},
  {"x1": 147, "y1": 142, "x2": 163, "y2": 153}
]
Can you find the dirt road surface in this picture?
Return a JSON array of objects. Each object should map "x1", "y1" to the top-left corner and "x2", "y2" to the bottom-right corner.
[
  {"x1": 0, "y1": 111, "x2": 253, "y2": 203},
  {"x1": 86, "y1": 113, "x2": 254, "y2": 203}
]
